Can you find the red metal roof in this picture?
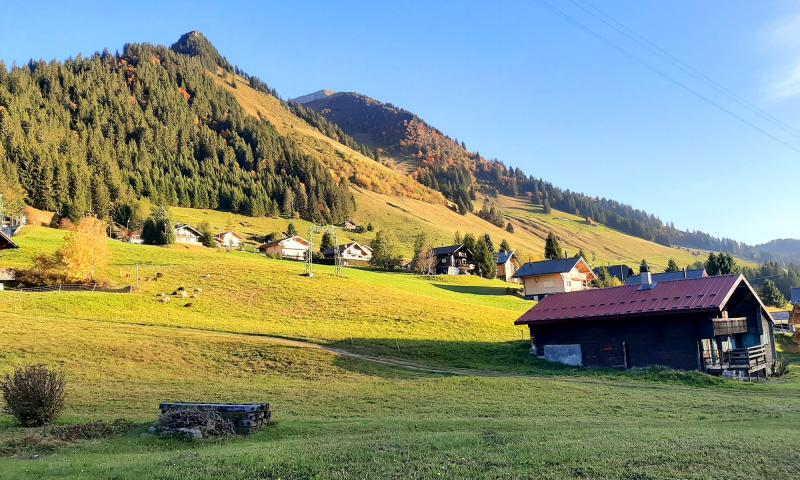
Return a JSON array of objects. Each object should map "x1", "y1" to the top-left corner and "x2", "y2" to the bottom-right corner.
[{"x1": 515, "y1": 275, "x2": 745, "y2": 325}]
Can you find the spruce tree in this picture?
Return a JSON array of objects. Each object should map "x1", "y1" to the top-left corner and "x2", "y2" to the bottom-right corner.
[
  {"x1": 499, "y1": 239, "x2": 511, "y2": 252},
  {"x1": 665, "y1": 259, "x2": 681, "y2": 273},
  {"x1": 760, "y1": 280, "x2": 787, "y2": 307},
  {"x1": 544, "y1": 232, "x2": 562, "y2": 260}
]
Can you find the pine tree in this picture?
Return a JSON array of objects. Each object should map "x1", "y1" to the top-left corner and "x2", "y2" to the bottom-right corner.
[
  {"x1": 198, "y1": 221, "x2": 217, "y2": 247},
  {"x1": 544, "y1": 232, "x2": 562, "y2": 260},
  {"x1": 760, "y1": 280, "x2": 787, "y2": 307},
  {"x1": 453, "y1": 230, "x2": 462, "y2": 245},
  {"x1": 320, "y1": 231, "x2": 334, "y2": 253},
  {"x1": 665, "y1": 259, "x2": 681, "y2": 273},
  {"x1": 286, "y1": 223, "x2": 298, "y2": 237},
  {"x1": 542, "y1": 198, "x2": 552, "y2": 215},
  {"x1": 499, "y1": 239, "x2": 511, "y2": 252},
  {"x1": 473, "y1": 236, "x2": 496, "y2": 279},
  {"x1": 505, "y1": 222, "x2": 514, "y2": 233}
]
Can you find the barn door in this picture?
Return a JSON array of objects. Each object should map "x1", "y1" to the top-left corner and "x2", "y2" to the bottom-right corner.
[{"x1": 622, "y1": 341, "x2": 631, "y2": 369}]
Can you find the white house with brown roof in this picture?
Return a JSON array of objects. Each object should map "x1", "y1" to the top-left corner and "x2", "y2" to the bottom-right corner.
[
  {"x1": 513, "y1": 257, "x2": 596, "y2": 300},
  {"x1": 215, "y1": 231, "x2": 242, "y2": 249},
  {"x1": 323, "y1": 242, "x2": 373, "y2": 265},
  {"x1": 173, "y1": 224, "x2": 203, "y2": 246},
  {"x1": 258, "y1": 235, "x2": 310, "y2": 260}
]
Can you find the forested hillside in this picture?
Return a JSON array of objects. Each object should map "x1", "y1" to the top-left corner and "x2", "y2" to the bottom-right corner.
[
  {"x1": 296, "y1": 91, "x2": 795, "y2": 263},
  {"x1": 0, "y1": 32, "x2": 353, "y2": 224}
]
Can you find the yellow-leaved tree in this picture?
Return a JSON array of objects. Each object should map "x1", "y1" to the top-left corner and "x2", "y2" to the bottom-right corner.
[{"x1": 59, "y1": 216, "x2": 111, "y2": 282}]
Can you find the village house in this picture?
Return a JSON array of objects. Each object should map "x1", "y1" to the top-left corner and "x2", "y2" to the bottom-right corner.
[
  {"x1": 337, "y1": 220, "x2": 358, "y2": 232},
  {"x1": 496, "y1": 251, "x2": 520, "y2": 283},
  {"x1": 323, "y1": 242, "x2": 372, "y2": 266},
  {"x1": 513, "y1": 257, "x2": 595, "y2": 300},
  {"x1": 0, "y1": 231, "x2": 19, "y2": 250},
  {"x1": 626, "y1": 268, "x2": 706, "y2": 286},
  {"x1": 215, "y1": 231, "x2": 242, "y2": 249},
  {"x1": 258, "y1": 235, "x2": 310, "y2": 260},
  {"x1": 593, "y1": 264, "x2": 634, "y2": 284},
  {"x1": 173, "y1": 224, "x2": 203, "y2": 246},
  {"x1": 515, "y1": 270, "x2": 777, "y2": 379},
  {"x1": 431, "y1": 245, "x2": 475, "y2": 275},
  {"x1": 1, "y1": 212, "x2": 26, "y2": 237}
]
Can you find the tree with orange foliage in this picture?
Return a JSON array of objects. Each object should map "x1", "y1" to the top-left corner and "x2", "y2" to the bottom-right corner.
[{"x1": 59, "y1": 216, "x2": 111, "y2": 282}]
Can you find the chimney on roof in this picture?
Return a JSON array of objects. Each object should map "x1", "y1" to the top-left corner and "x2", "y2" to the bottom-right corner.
[{"x1": 638, "y1": 260, "x2": 654, "y2": 290}]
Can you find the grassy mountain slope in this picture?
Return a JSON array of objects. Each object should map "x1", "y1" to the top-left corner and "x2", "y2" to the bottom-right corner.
[
  {"x1": 212, "y1": 72, "x2": 707, "y2": 269},
  {"x1": 1, "y1": 227, "x2": 799, "y2": 479},
  {"x1": 210, "y1": 70, "x2": 445, "y2": 204}
]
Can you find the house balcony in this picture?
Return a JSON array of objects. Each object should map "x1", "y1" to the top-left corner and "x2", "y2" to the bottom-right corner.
[{"x1": 704, "y1": 344, "x2": 769, "y2": 376}]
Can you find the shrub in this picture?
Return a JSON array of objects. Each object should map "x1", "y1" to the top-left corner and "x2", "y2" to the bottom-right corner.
[
  {"x1": 772, "y1": 357, "x2": 791, "y2": 377},
  {"x1": 1, "y1": 365, "x2": 67, "y2": 427}
]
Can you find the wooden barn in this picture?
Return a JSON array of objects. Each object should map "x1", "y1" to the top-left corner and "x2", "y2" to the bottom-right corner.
[
  {"x1": 513, "y1": 257, "x2": 595, "y2": 300},
  {"x1": 173, "y1": 224, "x2": 203, "y2": 246},
  {"x1": 431, "y1": 245, "x2": 475, "y2": 275},
  {"x1": 515, "y1": 272, "x2": 777, "y2": 378},
  {"x1": 496, "y1": 251, "x2": 520, "y2": 283},
  {"x1": 258, "y1": 235, "x2": 310, "y2": 260}
]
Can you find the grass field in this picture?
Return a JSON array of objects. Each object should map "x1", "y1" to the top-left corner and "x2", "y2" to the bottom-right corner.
[{"x1": 1, "y1": 226, "x2": 798, "y2": 479}]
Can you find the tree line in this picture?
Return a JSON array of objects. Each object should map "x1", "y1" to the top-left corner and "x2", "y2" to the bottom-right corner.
[{"x1": 0, "y1": 35, "x2": 354, "y2": 227}]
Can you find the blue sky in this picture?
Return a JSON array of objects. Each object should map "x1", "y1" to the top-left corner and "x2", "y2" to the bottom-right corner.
[{"x1": 1, "y1": 0, "x2": 798, "y2": 244}]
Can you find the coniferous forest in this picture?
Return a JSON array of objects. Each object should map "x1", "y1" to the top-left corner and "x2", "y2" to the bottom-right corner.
[{"x1": 0, "y1": 32, "x2": 354, "y2": 225}]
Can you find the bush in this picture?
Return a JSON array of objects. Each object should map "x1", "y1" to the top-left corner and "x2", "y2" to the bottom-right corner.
[
  {"x1": 1, "y1": 365, "x2": 67, "y2": 427},
  {"x1": 772, "y1": 357, "x2": 791, "y2": 377}
]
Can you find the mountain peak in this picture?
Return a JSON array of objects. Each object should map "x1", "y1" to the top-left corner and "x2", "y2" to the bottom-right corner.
[
  {"x1": 291, "y1": 90, "x2": 337, "y2": 104},
  {"x1": 170, "y1": 31, "x2": 230, "y2": 69}
]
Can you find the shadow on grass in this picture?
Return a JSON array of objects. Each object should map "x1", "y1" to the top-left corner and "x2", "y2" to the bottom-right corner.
[
  {"x1": 328, "y1": 338, "x2": 733, "y2": 388},
  {"x1": 431, "y1": 284, "x2": 519, "y2": 296}
]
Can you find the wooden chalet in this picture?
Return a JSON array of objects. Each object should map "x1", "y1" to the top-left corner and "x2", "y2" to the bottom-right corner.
[
  {"x1": 1, "y1": 212, "x2": 26, "y2": 237},
  {"x1": 496, "y1": 251, "x2": 520, "y2": 283},
  {"x1": 215, "y1": 231, "x2": 242, "y2": 249},
  {"x1": 515, "y1": 272, "x2": 777, "y2": 378},
  {"x1": 337, "y1": 220, "x2": 358, "y2": 232},
  {"x1": 173, "y1": 224, "x2": 203, "y2": 246},
  {"x1": 0, "y1": 231, "x2": 19, "y2": 250},
  {"x1": 626, "y1": 268, "x2": 707, "y2": 286},
  {"x1": 431, "y1": 245, "x2": 475, "y2": 275},
  {"x1": 258, "y1": 235, "x2": 310, "y2": 260},
  {"x1": 513, "y1": 257, "x2": 595, "y2": 300},
  {"x1": 323, "y1": 242, "x2": 372, "y2": 266}
]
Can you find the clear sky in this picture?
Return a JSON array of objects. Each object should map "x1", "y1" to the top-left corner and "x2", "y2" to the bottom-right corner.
[{"x1": 1, "y1": 0, "x2": 797, "y2": 244}]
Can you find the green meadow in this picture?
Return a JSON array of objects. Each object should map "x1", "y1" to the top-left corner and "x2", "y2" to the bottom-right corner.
[{"x1": 0, "y1": 226, "x2": 799, "y2": 479}]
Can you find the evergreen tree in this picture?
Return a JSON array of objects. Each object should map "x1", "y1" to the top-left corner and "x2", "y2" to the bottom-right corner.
[
  {"x1": 320, "y1": 231, "x2": 334, "y2": 253},
  {"x1": 499, "y1": 239, "x2": 511, "y2": 252},
  {"x1": 198, "y1": 221, "x2": 217, "y2": 248},
  {"x1": 760, "y1": 280, "x2": 787, "y2": 307},
  {"x1": 639, "y1": 259, "x2": 650, "y2": 274},
  {"x1": 462, "y1": 233, "x2": 477, "y2": 255},
  {"x1": 542, "y1": 198, "x2": 552, "y2": 214},
  {"x1": 453, "y1": 230, "x2": 462, "y2": 245},
  {"x1": 505, "y1": 222, "x2": 514, "y2": 233},
  {"x1": 366, "y1": 222, "x2": 374, "y2": 232},
  {"x1": 286, "y1": 223, "x2": 298, "y2": 237},
  {"x1": 473, "y1": 236, "x2": 496, "y2": 279},
  {"x1": 544, "y1": 232, "x2": 563, "y2": 260},
  {"x1": 576, "y1": 248, "x2": 588, "y2": 262},
  {"x1": 142, "y1": 206, "x2": 174, "y2": 245},
  {"x1": 665, "y1": 258, "x2": 681, "y2": 273}
]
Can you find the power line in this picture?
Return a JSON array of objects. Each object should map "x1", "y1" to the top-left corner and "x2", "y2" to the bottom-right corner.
[
  {"x1": 568, "y1": 0, "x2": 800, "y2": 141},
  {"x1": 531, "y1": 0, "x2": 800, "y2": 154}
]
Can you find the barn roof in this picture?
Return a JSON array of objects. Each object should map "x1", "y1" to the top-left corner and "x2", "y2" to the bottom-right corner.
[
  {"x1": 513, "y1": 257, "x2": 592, "y2": 278},
  {"x1": 515, "y1": 274, "x2": 770, "y2": 325},
  {"x1": 215, "y1": 231, "x2": 242, "y2": 239},
  {"x1": 792, "y1": 288, "x2": 800, "y2": 305},
  {"x1": 0, "y1": 231, "x2": 18, "y2": 249},
  {"x1": 260, "y1": 235, "x2": 309, "y2": 248},
  {"x1": 626, "y1": 268, "x2": 706, "y2": 285},
  {"x1": 496, "y1": 251, "x2": 516, "y2": 265}
]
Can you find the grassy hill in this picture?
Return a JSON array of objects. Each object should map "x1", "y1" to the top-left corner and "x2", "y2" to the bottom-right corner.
[{"x1": 0, "y1": 227, "x2": 799, "y2": 479}]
